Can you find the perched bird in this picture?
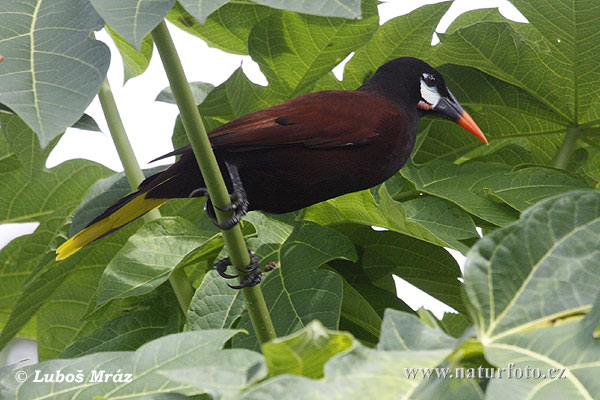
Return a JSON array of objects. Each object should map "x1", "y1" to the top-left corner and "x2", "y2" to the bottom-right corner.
[{"x1": 56, "y1": 57, "x2": 487, "y2": 287}]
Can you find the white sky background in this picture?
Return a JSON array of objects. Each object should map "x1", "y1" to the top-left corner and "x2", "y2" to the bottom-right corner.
[{"x1": 0, "y1": 0, "x2": 526, "y2": 327}]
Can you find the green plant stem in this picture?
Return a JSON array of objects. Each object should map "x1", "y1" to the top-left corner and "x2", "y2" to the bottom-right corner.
[
  {"x1": 151, "y1": 21, "x2": 276, "y2": 344},
  {"x1": 97, "y1": 76, "x2": 194, "y2": 314},
  {"x1": 552, "y1": 126, "x2": 581, "y2": 170},
  {"x1": 392, "y1": 190, "x2": 423, "y2": 202}
]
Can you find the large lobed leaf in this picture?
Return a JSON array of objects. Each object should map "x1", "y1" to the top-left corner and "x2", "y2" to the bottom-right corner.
[
  {"x1": 241, "y1": 309, "x2": 457, "y2": 399},
  {"x1": 465, "y1": 190, "x2": 600, "y2": 340},
  {"x1": 463, "y1": 190, "x2": 600, "y2": 399},
  {"x1": 434, "y1": 0, "x2": 600, "y2": 164},
  {"x1": 247, "y1": 0, "x2": 378, "y2": 97},
  {"x1": 96, "y1": 217, "x2": 220, "y2": 304},
  {"x1": 303, "y1": 181, "x2": 479, "y2": 254},
  {"x1": 178, "y1": 0, "x2": 362, "y2": 27},
  {"x1": 0, "y1": 330, "x2": 258, "y2": 399},
  {"x1": 89, "y1": 0, "x2": 175, "y2": 50},
  {"x1": 0, "y1": 0, "x2": 109, "y2": 148},
  {"x1": 0, "y1": 114, "x2": 112, "y2": 350},
  {"x1": 401, "y1": 161, "x2": 588, "y2": 227}
]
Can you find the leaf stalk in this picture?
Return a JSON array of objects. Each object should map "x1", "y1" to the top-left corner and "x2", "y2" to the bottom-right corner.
[
  {"x1": 97, "y1": 71, "x2": 194, "y2": 314},
  {"x1": 552, "y1": 125, "x2": 581, "y2": 170}
]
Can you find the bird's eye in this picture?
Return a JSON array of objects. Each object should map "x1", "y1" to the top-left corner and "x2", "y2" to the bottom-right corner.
[{"x1": 423, "y1": 73, "x2": 436, "y2": 87}]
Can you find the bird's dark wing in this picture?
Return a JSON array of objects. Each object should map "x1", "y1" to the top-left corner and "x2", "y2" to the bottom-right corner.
[{"x1": 206, "y1": 90, "x2": 397, "y2": 150}]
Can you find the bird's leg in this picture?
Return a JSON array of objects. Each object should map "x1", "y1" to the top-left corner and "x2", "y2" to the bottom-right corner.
[
  {"x1": 213, "y1": 161, "x2": 249, "y2": 229},
  {"x1": 213, "y1": 251, "x2": 262, "y2": 289},
  {"x1": 188, "y1": 162, "x2": 249, "y2": 230}
]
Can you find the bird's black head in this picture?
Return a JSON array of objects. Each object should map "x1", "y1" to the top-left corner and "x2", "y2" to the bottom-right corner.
[{"x1": 359, "y1": 57, "x2": 488, "y2": 144}]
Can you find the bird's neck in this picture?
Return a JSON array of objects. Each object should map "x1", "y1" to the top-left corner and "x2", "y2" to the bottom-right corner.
[{"x1": 357, "y1": 79, "x2": 421, "y2": 119}]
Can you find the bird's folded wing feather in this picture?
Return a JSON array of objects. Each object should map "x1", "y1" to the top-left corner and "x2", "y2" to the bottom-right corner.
[
  {"x1": 207, "y1": 90, "x2": 395, "y2": 150},
  {"x1": 150, "y1": 90, "x2": 399, "y2": 163}
]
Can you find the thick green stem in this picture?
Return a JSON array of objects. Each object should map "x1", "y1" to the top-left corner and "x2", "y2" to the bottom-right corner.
[
  {"x1": 97, "y1": 75, "x2": 194, "y2": 313},
  {"x1": 392, "y1": 190, "x2": 423, "y2": 202},
  {"x1": 552, "y1": 126, "x2": 581, "y2": 170},
  {"x1": 151, "y1": 21, "x2": 276, "y2": 344}
]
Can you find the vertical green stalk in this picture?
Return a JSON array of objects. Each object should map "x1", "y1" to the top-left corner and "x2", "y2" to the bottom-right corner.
[
  {"x1": 552, "y1": 126, "x2": 581, "y2": 170},
  {"x1": 151, "y1": 21, "x2": 276, "y2": 344},
  {"x1": 97, "y1": 75, "x2": 194, "y2": 313}
]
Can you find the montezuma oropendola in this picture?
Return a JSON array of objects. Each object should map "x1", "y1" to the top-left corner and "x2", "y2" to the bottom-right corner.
[{"x1": 56, "y1": 57, "x2": 487, "y2": 287}]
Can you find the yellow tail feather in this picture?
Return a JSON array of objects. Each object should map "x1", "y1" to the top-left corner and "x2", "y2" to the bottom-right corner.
[{"x1": 56, "y1": 193, "x2": 168, "y2": 260}]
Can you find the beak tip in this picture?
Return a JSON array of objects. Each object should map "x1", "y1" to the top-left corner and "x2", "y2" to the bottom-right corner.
[{"x1": 457, "y1": 111, "x2": 488, "y2": 145}]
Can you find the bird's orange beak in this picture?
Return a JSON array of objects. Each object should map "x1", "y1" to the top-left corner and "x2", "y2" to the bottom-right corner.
[
  {"x1": 457, "y1": 111, "x2": 488, "y2": 144},
  {"x1": 432, "y1": 90, "x2": 488, "y2": 145}
]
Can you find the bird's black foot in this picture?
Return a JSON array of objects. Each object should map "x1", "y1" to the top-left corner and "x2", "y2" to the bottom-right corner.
[
  {"x1": 214, "y1": 251, "x2": 262, "y2": 289},
  {"x1": 189, "y1": 162, "x2": 249, "y2": 230}
]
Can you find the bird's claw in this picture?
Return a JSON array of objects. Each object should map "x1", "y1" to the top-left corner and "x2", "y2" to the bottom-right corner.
[
  {"x1": 189, "y1": 162, "x2": 249, "y2": 230},
  {"x1": 188, "y1": 187, "x2": 209, "y2": 198},
  {"x1": 214, "y1": 191, "x2": 249, "y2": 213},
  {"x1": 214, "y1": 251, "x2": 262, "y2": 289},
  {"x1": 211, "y1": 190, "x2": 249, "y2": 230},
  {"x1": 215, "y1": 257, "x2": 238, "y2": 279}
]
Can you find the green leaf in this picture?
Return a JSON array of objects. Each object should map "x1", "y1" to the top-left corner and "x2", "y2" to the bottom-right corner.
[
  {"x1": 453, "y1": 138, "x2": 533, "y2": 166},
  {"x1": 262, "y1": 320, "x2": 354, "y2": 379},
  {"x1": 327, "y1": 226, "x2": 415, "y2": 344},
  {"x1": 509, "y1": 0, "x2": 600, "y2": 124},
  {"x1": 445, "y1": 6, "x2": 511, "y2": 33},
  {"x1": 583, "y1": 147, "x2": 600, "y2": 186},
  {"x1": 89, "y1": 0, "x2": 175, "y2": 50},
  {"x1": 106, "y1": 26, "x2": 154, "y2": 83},
  {"x1": 96, "y1": 217, "x2": 219, "y2": 304},
  {"x1": 177, "y1": 0, "x2": 361, "y2": 27},
  {"x1": 437, "y1": 22, "x2": 571, "y2": 121},
  {"x1": 71, "y1": 114, "x2": 101, "y2": 132},
  {"x1": 401, "y1": 160, "x2": 589, "y2": 226},
  {"x1": 186, "y1": 270, "x2": 245, "y2": 330},
  {"x1": 484, "y1": 293, "x2": 600, "y2": 399},
  {"x1": 248, "y1": 0, "x2": 378, "y2": 96},
  {"x1": 234, "y1": 222, "x2": 356, "y2": 350},
  {"x1": 341, "y1": 1, "x2": 452, "y2": 90},
  {"x1": 334, "y1": 225, "x2": 466, "y2": 314},
  {"x1": 437, "y1": 0, "x2": 600, "y2": 152},
  {"x1": 303, "y1": 181, "x2": 478, "y2": 253},
  {"x1": 483, "y1": 167, "x2": 590, "y2": 212},
  {"x1": 36, "y1": 265, "x2": 119, "y2": 360},
  {"x1": 0, "y1": 115, "x2": 107, "y2": 225},
  {"x1": 0, "y1": 330, "x2": 245, "y2": 399},
  {"x1": 378, "y1": 309, "x2": 457, "y2": 351},
  {"x1": 243, "y1": 211, "x2": 297, "y2": 247},
  {"x1": 464, "y1": 190, "x2": 600, "y2": 341},
  {"x1": 158, "y1": 349, "x2": 267, "y2": 399},
  {"x1": 337, "y1": 275, "x2": 383, "y2": 342},
  {"x1": 60, "y1": 288, "x2": 181, "y2": 358},
  {"x1": 0, "y1": 114, "x2": 111, "y2": 349},
  {"x1": 0, "y1": 0, "x2": 110, "y2": 147},
  {"x1": 166, "y1": 1, "x2": 275, "y2": 55},
  {"x1": 253, "y1": 0, "x2": 362, "y2": 19},
  {"x1": 156, "y1": 82, "x2": 214, "y2": 105},
  {"x1": 241, "y1": 310, "x2": 457, "y2": 399},
  {"x1": 437, "y1": 312, "x2": 473, "y2": 339},
  {"x1": 177, "y1": 0, "x2": 230, "y2": 24},
  {"x1": 0, "y1": 105, "x2": 100, "y2": 133}
]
